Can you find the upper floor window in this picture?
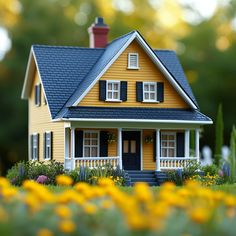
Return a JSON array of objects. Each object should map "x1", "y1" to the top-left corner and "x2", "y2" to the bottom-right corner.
[
  {"x1": 106, "y1": 81, "x2": 120, "y2": 101},
  {"x1": 143, "y1": 82, "x2": 157, "y2": 102},
  {"x1": 35, "y1": 84, "x2": 41, "y2": 106},
  {"x1": 128, "y1": 53, "x2": 139, "y2": 69},
  {"x1": 83, "y1": 131, "x2": 99, "y2": 157}
]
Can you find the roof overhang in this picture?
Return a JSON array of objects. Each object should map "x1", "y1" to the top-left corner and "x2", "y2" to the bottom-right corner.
[
  {"x1": 55, "y1": 118, "x2": 213, "y2": 125},
  {"x1": 72, "y1": 31, "x2": 198, "y2": 109}
]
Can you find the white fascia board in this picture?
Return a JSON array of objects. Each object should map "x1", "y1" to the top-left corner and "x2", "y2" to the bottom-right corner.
[
  {"x1": 56, "y1": 118, "x2": 213, "y2": 125},
  {"x1": 72, "y1": 32, "x2": 137, "y2": 106},
  {"x1": 134, "y1": 33, "x2": 197, "y2": 109},
  {"x1": 21, "y1": 48, "x2": 34, "y2": 99}
]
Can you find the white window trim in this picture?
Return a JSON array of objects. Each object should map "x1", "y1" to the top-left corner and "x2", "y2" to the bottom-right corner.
[
  {"x1": 143, "y1": 82, "x2": 157, "y2": 102},
  {"x1": 35, "y1": 83, "x2": 41, "y2": 107},
  {"x1": 83, "y1": 131, "x2": 100, "y2": 158},
  {"x1": 32, "y1": 133, "x2": 39, "y2": 161},
  {"x1": 161, "y1": 132, "x2": 177, "y2": 158},
  {"x1": 128, "y1": 53, "x2": 139, "y2": 69},
  {"x1": 106, "y1": 80, "x2": 122, "y2": 102},
  {"x1": 44, "y1": 131, "x2": 52, "y2": 160}
]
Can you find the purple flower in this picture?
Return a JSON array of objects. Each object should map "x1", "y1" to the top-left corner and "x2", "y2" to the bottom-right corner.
[{"x1": 36, "y1": 175, "x2": 48, "y2": 184}]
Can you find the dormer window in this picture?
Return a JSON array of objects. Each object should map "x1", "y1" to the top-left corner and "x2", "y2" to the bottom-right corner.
[
  {"x1": 106, "y1": 81, "x2": 120, "y2": 101},
  {"x1": 128, "y1": 53, "x2": 139, "y2": 69},
  {"x1": 35, "y1": 84, "x2": 41, "y2": 106}
]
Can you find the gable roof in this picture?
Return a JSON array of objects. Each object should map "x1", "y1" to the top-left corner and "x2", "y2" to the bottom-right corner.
[{"x1": 22, "y1": 30, "x2": 201, "y2": 120}]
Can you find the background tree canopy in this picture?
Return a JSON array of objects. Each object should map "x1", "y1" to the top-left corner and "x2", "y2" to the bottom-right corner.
[{"x1": 0, "y1": 0, "x2": 235, "y2": 173}]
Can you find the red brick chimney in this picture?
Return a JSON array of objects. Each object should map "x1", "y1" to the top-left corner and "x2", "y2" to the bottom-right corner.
[{"x1": 88, "y1": 17, "x2": 110, "y2": 48}]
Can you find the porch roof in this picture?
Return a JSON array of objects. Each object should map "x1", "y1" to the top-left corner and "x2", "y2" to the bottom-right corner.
[{"x1": 58, "y1": 107, "x2": 212, "y2": 124}]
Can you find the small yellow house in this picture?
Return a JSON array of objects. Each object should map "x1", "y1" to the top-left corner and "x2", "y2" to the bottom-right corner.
[{"x1": 21, "y1": 17, "x2": 212, "y2": 177}]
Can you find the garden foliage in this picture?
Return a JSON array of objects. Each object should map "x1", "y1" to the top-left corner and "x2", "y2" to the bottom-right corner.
[{"x1": 1, "y1": 176, "x2": 236, "y2": 235}]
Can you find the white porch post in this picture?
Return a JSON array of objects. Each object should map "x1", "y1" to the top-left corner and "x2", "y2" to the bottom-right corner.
[
  {"x1": 156, "y1": 129, "x2": 161, "y2": 171},
  {"x1": 185, "y1": 129, "x2": 190, "y2": 157},
  {"x1": 117, "y1": 128, "x2": 122, "y2": 169},
  {"x1": 71, "y1": 128, "x2": 75, "y2": 170},
  {"x1": 195, "y1": 129, "x2": 200, "y2": 162}
]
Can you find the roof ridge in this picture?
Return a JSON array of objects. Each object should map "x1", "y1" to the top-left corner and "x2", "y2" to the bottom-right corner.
[
  {"x1": 32, "y1": 45, "x2": 104, "y2": 50},
  {"x1": 106, "y1": 30, "x2": 136, "y2": 46}
]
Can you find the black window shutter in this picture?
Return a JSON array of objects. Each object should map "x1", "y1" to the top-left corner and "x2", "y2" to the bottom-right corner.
[
  {"x1": 136, "y1": 82, "x2": 143, "y2": 102},
  {"x1": 177, "y1": 132, "x2": 185, "y2": 157},
  {"x1": 38, "y1": 84, "x2": 41, "y2": 105},
  {"x1": 99, "y1": 80, "x2": 106, "y2": 101},
  {"x1": 120, "y1": 81, "x2": 127, "y2": 101},
  {"x1": 50, "y1": 132, "x2": 53, "y2": 160},
  {"x1": 100, "y1": 131, "x2": 108, "y2": 157},
  {"x1": 35, "y1": 86, "x2": 38, "y2": 105},
  {"x1": 30, "y1": 135, "x2": 33, "y2": 160},
  {"x1": 157, "y1": 82, "x2": 164, "y2": 102},
  {"x1": 43, "y1": 132, "x2": 46, "y2": 159},
  {"x1": 153, "y1": 131, "x2": 156, "y2": 161},
  {"x1": 75, "y1": 130, "x2": 83, "y2": 157},
  {"x1": 36, "y1": 133, "x2": 39, "y2": 160}
]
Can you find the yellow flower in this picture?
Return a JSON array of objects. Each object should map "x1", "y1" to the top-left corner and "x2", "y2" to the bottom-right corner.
[
  {"x1": 0, "y1": 177, "x2": 10, "y2": 188},
  {"x1": 55, "y1": 205, "x2": 72, "y2": 219},
  {"x1": 58, "y1": 220, "x2": 76, "y2": 234},
  {"x1": 224, "y1": 196, "x2": 236, "y2": 207},
  {"x1": 98, "y1": 178, "x2": 114, "y2": 187},
  {"x1": 56, "y1": 175, "x2": 73, "y2": 186},
  {"x1": 83, "y1": 203, "x2": 97, "y2": 215},
  {"x1": 37, "y1": 228, "x2": 53, "y2": 236},
  {"x1": 134, "y1": 182, "x2": 153, "y2": 202},
  {"x1": 189, "y1": 207, "x2": 210, "y2": 224}
]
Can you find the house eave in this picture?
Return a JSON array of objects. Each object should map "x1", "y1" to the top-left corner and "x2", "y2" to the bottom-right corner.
[{"x1": 54, "y1": 118, "x2": 213, "y2": 125}]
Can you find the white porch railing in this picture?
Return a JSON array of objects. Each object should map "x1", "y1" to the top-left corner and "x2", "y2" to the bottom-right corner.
[
  {"x1": 159, "y1": 157, "x2": 198, "y2": 170},
  {"x1": 65, "y1": 156, "x2": 121, "y2": 171}
]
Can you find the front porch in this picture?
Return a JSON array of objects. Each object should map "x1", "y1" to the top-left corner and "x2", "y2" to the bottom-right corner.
[{"x1": 64, "y1": 126, "x2": 200, "y2": 171}]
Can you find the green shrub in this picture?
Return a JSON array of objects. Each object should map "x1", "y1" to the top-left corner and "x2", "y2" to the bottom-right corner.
[
  {"x1": 6, "y1": 161, "x2": 29, "y2": 186},
  {"x1": 201, "y1": 164, "x2": 219, "y2": 176},
  {"x1": 67, "y1": 166, "x2": 91, "y2": 183},
  {"x1": 7, "y1": 160, "x2": 64, "y2": 185}
]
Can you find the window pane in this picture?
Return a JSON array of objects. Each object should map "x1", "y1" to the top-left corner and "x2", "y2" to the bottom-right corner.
[
  {"x1": 113, "y1": 83, "x2": 119, "y2": 90},
  {"x1": 150, "y1": 85, "x2": 155, "y2": 91},
  {"x1": 84, "y1": 147, "x2": 90, "y2": 157},
  {"x1": 113, "y1": 92, "x2": 118, "y2": 99},
  {"x1": 162, "y1": 149, "x2": 167, "y2": 157},
  {"x1": 108, "y1": 83, "x2": 112, "y2": 90},
  {"x1": 84, "y1": 139, "x2": 90, "y2": 145},
  {"x1": 91, "y1": 139, "x2": 97, "y2": 145},
  {"x1": 91, "y1": 147, "x2": 98, "y2": 157},
  {"x1": 144, "y1": 84, "x2": 149, "y2": 91},
  {"x1": 169, "y1": 135, "x2": 175, "y2": 140},
  {"x1": 169, "y1": 149, "x2": 175, "y2": 157},
  {"x1": 144, "y1": 93, "x2": 149, "y2": 100},
  {"x1": 108, "y1": 92, "x2": 112, "y2": 99},
  {"x1": 169, "y1": 142, "x2": 175, "y2": 147},
  {"x1": 150, "y1": 93, "x2": 155, "y2": 100},
  {"x1": 162, "y1": 141, "x2": 167, "y2": 147},
  {"x1": 130, "y1": 140, "x2": 136, "y2": 153},
  {"x1": 91, "y1": 133, "x2": 97, "y2": 138},
  {"x1": 123, "y1": 140, "x2": 129, "y2": 153},
  {"x1": 85, "y1": 133, "x2": 90, "y2": 138},
  {"x1": 162, "y1": 135, "x2": 167, "y2": 140}
]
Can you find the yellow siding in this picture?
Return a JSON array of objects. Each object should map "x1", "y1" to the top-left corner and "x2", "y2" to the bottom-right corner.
[
  {"x1": 29, "y1": 71, "x2": 65, "y2": 162},
  {"x1": 79, "y1": 40, "x2": 189, "y2": 108},
  {"x1": 142, "y1": 130, "x2": 156, "y2": 170}
]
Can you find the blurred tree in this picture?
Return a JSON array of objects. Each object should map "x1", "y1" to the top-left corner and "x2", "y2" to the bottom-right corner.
[{"x1": 214, "y1": 104, "x2": 224, "y2": 166}]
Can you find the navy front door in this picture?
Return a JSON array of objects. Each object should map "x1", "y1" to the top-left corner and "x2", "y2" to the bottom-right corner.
[{"x1": 122, "y1": 131, "x2": 141, "y2": 170}]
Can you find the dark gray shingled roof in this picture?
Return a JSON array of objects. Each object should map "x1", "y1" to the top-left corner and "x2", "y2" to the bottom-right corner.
[
  {"x1": 32, "y1": 30, "x2": 201, "y2": 120},
  {"x1": 60, "y1": 107, "x2": 211, "y2": 122}
]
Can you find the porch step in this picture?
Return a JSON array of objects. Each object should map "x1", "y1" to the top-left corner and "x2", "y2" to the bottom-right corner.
[
  {"x1": 125, "y1": 171, "x2": 158, "y2": 186},
  {"x1": 155, "y1": 171, "x2": 169, "y2": 185}
]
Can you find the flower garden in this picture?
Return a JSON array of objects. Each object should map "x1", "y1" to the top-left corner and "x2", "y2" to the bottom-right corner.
[{"x1": 0, "y1": 174, "x2": 236, "y2": 236}]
